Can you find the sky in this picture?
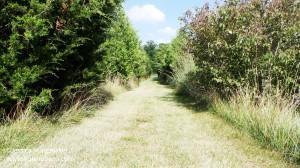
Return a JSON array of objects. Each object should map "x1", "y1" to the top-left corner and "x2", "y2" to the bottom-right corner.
[{"x1": 124, "y1": 0, "x2": 213, "y2": 44}]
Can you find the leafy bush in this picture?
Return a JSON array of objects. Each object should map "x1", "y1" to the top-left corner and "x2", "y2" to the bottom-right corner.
[
  {"x1": 30, "y1": 89, "x2": 53, "y2": 114},
  {"x1": 182, "y1": 0, "x2": 300, "y2": 96}
]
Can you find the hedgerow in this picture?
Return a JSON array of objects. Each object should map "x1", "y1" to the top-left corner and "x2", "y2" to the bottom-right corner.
[
  {"x1": 182, "y1": 0, "x2": 299, "y2": 96},
  {"x1": 0, "y1": 0, "x2": 150, "y2": 117}
]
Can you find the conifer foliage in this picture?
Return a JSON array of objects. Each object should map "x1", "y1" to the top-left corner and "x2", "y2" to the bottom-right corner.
[
  {"x1": 0, "y1": 0, "x2": 149, "y2": 116},
  {"x1": 85, "y1": 10, "x2": 151, "y2": 80}
]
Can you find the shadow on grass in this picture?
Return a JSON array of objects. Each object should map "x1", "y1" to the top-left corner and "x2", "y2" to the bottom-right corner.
[
  {"x1": 160, "y1": 91, "x2": 210, "y2": 113},
  {"x1": 151, "y1": 75, "x2": 172, "y2": 86},
  {"x1": 151, "y1": 76, "x2": 210, "y2": 113},
  {"x1": 152, "y1": 76, "x2": 160, "y2": 82}
]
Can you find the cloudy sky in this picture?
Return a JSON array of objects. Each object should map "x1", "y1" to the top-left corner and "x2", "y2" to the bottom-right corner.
[{"x1": 124, "y1": 0, "x2": 212, "y2": 44}]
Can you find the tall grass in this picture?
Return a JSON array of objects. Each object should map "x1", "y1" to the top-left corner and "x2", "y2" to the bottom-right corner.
[
  {"x1": 172, "y1": 53, "x2": 300, "y2": 163},
  {"x1": 213, "y1": 87, "x2": 300, "y2": 162},
  {"x1": 0, "y1": 112, "x2": 55, "y2": 160},
  {"x1": 171, "y1": 53, "x2": 196, "y2": 86},
  {"x1": 101, "y1": 76, "x2": 128, "y2": 97},
  {"x1": 171, "y1": 53, "x2": 197, "y2": 97},
  {"x1": 0, "y1": 76, "x2": 132, "y2": 160}
]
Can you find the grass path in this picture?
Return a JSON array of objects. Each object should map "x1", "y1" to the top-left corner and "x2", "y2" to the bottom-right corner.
[{"x1": 0, "y1": 79, "x2": 297, "y2": 168}]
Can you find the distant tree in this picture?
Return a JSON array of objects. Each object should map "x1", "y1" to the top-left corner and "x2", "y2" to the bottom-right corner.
[
  {"x1": 143, "y1": 41, "x2": 157, "y2": 59},
  {"x1": 84, "y1": 9, "x2": 151, "y2": 80}
]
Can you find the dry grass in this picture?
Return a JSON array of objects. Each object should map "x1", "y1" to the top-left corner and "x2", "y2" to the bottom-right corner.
[
  {"x1": 0, "y1": 79, "x2": 296, "y2": 168},
  {"x1": 0, "y1": 116, "x2": 55, "y2": 160},
  {"x1": 0, "y1": 76, "x2": 132, "y2": 161},
  {"x1": 101, "y1": 76, "x2": 127, "y2": 97}
]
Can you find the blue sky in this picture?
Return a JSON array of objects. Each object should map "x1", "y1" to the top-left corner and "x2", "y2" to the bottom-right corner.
[{"x1": 124, "y1": 0, "x2": 212, "y2": 44}]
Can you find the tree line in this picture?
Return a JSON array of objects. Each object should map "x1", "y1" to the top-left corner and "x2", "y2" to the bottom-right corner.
[{"x1": 0, "y1": 0, "x2": 150, "y2": 118}]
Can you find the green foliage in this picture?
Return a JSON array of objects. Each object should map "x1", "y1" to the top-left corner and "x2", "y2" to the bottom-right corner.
[
  {"x1": 182, "y1": 0, "x2": 300, "y2": 96},
  {"x1": 85, "y1": 10, "x2": 151, "y2": 80},
  {"x1": 173, "y1": 0, "x2": 300, "y2": 162},
  {"x1": 31, "y1": 89, "x2": 53, "y2": 114},
  {"x1": 0, "y1": 0, "x2": 150, "y2": 117},
  {"x1": 143, "y1": 40, "x2": 158, "y2": 72},
  {"x1": 154, "y1": 32, "x2": 188, "y2": 83},
  {"x1": 144, "y1": 40, "x2": 157, "y2": 59}
]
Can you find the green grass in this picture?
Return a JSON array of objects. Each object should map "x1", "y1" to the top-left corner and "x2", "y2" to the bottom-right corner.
[{"x1": 212, "y1": 87, "x2": 300, "y2": 163}]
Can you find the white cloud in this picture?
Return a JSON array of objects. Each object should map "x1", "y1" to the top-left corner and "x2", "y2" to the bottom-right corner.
[
  {"x1": 156, "y1": 38, "x2": 170, "y2": 44},
  {"x1": 153, "y1": 26, "x2": 178, "y2": 43},
  {"x1": 127, "y1": 4, "x2": 166, "y2": 23},
  {"x1": 158, "y1": 26, "x2": 177, "y2": 36}
]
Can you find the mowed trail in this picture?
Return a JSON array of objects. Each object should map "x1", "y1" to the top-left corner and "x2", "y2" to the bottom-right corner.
[{"x1": 0, "y1": 79, "x2": 296, "y2": 168}]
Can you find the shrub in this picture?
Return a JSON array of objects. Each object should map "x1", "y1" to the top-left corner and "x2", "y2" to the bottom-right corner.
[
  {"x1": 30, "y1": 89, "x2": 53, "y2": 114},
  {"x1": 182, "y1": 0, "x2": 300, "y2": 96}
]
